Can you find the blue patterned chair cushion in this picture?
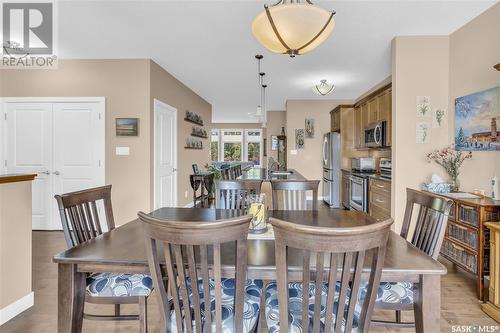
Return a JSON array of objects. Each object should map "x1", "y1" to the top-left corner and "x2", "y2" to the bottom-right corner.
[
  {"x1": 171, "y1": 278, "x2": 262, "y2": 333},
  {"x1": 86, "y1": 273, "x2": 153, "y2": 297},
  {"x1": 359, "y1": 281, "x2": 414, "y2": 305},
  {"x1": 265, "y1": 282, "x2": 361, "y2": 333}
]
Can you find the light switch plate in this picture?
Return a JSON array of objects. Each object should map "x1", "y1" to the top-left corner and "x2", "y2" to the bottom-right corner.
[
  {"x1": 290, "y1": 149, "x2": 298, "y2": 155},
  {"x1": 116, "y1": 147, "x2": 130, "y2": 156}
]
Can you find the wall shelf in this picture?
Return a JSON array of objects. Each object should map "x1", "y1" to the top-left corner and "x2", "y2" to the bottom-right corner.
[
  {"x1": 184, "y1": 118, "x2": 204, "y2": 126},
  {"x1": 184, "y1": 146, "x2": 203, "y2": 150},
  {"x1": 191, "y1": 133, "x2": 208, "y2": 139}
]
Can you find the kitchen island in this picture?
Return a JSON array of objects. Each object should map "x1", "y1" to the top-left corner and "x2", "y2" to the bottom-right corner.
[
  {"x1": 0, "y1": 174, "x2": 36, "y2": 325},
  {"x1": 238, "y1": 167, "x2": 307, "y2": 181}
]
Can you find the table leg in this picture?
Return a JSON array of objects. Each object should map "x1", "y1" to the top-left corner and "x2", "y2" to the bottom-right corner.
[
  {"x1": 58, "y1": 263, "x2": 86, "y2": 333},
  {"x1": 413, "y1": 274, "x2": 440, "y2": 333}
]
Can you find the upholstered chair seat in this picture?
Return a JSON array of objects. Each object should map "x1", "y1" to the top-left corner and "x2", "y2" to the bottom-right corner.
[
  {"x1": 265, "y1": 282, "x2": 361, "y2": 333},
  {"x1": 86, "y1": 272, "x2": 153, "y2": 298},
  {"x1": 171, "y1": 278, "x2": 262, "y2": 333}
]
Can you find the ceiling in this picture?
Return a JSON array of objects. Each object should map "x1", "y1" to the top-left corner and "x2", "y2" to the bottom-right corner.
[{"x1": 57, "y1": 0, "x2": 495, "y2": 123}]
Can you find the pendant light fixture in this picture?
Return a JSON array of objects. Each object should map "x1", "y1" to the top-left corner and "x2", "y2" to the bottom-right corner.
[
  {"x1": 251, "y1": 54, "x2": 269, "y2": 125},
  {"x1": 313, "y1": 79, "x2": 335, "y2": 96},
  {"x1": 252, "y1": 0, "x2": 336, "y2": 57}
]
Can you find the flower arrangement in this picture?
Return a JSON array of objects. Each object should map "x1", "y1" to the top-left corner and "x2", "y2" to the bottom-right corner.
[{"x1": 427, "y1": 145, "x2": 472, "y2": 192}]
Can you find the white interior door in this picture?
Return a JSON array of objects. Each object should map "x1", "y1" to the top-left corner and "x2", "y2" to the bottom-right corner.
[
  {"x1": 3, "y1": 98, "x2": 105, "y2": 230},
  {"x1": 52, "y1": 103, "x2": 104, "y2": 228},
  {"x1": 154, "y1": 99, "x2": 177, "y2": 209},
  {"x1": 4, "y1": 103, "x2": 53, "y2": 229}
]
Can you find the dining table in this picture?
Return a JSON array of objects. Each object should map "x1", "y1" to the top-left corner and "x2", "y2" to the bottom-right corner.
[{"x1": 53, "y1": 207, "x2": 446, "y2": 333}]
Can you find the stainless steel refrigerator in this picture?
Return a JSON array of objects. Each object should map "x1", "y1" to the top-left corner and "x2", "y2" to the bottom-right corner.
[{"x1": 322, "y1": 132, "x2": 341, "y2": 207}]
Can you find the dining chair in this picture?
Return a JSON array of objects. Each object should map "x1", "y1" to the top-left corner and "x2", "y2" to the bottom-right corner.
[
  {"x1": 370, "y1": 188, "x2": 453, "y2": 328},
  {"x1": 55, "y1": 185, "x2": 151, "y2": 332},
  {"x1": 215, "y1": 180, "x2": 263, "y2": 209},
  {"x1": 138, "y1": 212, "x2": 262, "y2": 333},
  {"x1": 203, "y1": 173, "x2": 215, "y2": 207},
  {"x1": 270, "y1": 180, "x2": 320, "y2": 211},
  {"x1": 221, "y1": 167, "x2": 231, "y2": 180},
  {"x1": 266, "y1": 216, "x2": 393, "y2": 332},
  {"x1": 234, "y1": 164, "x2": 243, "y2": 178}
]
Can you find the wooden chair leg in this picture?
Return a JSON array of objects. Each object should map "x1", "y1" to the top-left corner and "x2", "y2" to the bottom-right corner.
[
  {"x1": 139, "y1": 297, "x2": 148, "y2": 333},
  {"x1": 114, "y1": 304, "x2": 120, "y2": 317}
]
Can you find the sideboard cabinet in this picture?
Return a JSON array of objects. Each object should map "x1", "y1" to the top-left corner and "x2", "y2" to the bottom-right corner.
[{"x1": 438, "y1": 194, "x2": 500, "y2": 300}]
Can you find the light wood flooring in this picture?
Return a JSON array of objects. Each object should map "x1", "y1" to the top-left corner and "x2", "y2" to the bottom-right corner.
[{"x1": 1, "y1": 230, "x2": 498, "y2": 333}]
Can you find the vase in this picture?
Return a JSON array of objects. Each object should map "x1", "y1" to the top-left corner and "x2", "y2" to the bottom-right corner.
[{"x1": 450, "y1": 177, "x2": 460, "y2": 192}]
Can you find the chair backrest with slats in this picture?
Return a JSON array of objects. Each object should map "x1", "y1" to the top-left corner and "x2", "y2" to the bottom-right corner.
[
  {"x1": 271, "y1": 180, "x2": 320, "y2": 211},
  {"x1": 270, "y1": 217, "x2": 393, "y2": 333},
  {"x1": 139, "y1": 212, "x2": 252, "y2": 333},
  {"x1": 399, "y1": 188, "x2": 453, "y2": 260},
  {"x1": 55, "y1": 185, "x2": 115, "y2": 248},
  {"x1": 234, "y1": 165, "x2": 242, "y2": 178},
  {"x1": 220, "y1": 168, "x2": 231, "y2": 180},
  {"x1": 215, "y1": 180, "x2": 263, "y2": 209}
]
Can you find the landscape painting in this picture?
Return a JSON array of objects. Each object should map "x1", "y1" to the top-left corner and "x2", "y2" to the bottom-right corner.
[
  {"x1": 116, "y1": 118, "x2": 139, "y2": 136},
  {"x1": 455, "y1": 86, "x2": 500, "y2": 151}
]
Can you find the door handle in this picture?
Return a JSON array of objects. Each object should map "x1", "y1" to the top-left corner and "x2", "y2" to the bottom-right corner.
[
  {"x1": 173, "y1": 168, "x2": 177, "y2": 172},
  {"x1": 39, "y1": 170, "x2": 50, "y2": 175},
  {"x1": 53, "y1": 171, "x2": 61, "y2": 175}
]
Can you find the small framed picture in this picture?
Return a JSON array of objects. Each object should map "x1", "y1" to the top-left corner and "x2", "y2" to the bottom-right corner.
[
  {"x1": 116, "y1": 118, "x2": 139, "y2": 136},
  {"x1": 192, "y1": 164, "x2": 199, "y2": 174}
]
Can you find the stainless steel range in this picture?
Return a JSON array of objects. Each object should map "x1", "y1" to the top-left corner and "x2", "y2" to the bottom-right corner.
[{"x1": 349, "y1": 158, "x2": 375, "y2": 212}]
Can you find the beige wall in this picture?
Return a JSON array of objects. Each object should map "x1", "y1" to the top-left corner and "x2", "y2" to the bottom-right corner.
[
  {"x1": 1, "y1": 59, "x2": 151, "y2": 225},
  {"x1": 0, "y1": 181, "x2": 32, "y2": 310},
  {"x1": 286, "y1": 99, "x2": 353, "y2": 195},
  {"x1": 392, "y1": 36, "x2": 451, "y2": 230},
  {"x1": 449, "y1": 3, "x2": 500, "y2": 193},
  {"x1": 1, "y1": 59, "x2": 211, "y2": 223},
  {"x1": 149, "y1": 61, "x2": 212, "y2": 207}
]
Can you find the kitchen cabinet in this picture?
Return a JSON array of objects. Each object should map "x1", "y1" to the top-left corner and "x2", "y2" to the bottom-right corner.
[
  {"x1": 360, "y1": 103, "x2": 369, "y2": 147},
  {"x1": 378, "y1": 89, "x2": 392, "y2": 146},
  {"x1": 369, "y1": 178, "x2": 391, "y2": 221},
  {"x1": 353, "y1": 84, "x2": 392, "y2": 149},
  {"x1": 330, "y1": 108, "x2": 340, "y2": 132},
  {"x1": 354, "y1": 106, "x2": 362, "y2": 148},
  {"x1": 367, "y1": 97, "x2": 378, "y2": 124}
]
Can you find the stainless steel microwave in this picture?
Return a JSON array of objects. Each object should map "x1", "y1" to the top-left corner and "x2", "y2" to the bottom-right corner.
[{"x1": 364, "y1": 121, "x2": 387, "y2": 148}]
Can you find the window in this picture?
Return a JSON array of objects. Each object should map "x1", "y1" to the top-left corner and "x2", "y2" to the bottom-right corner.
[
  {"x1": 211, "y1": 129, "x2": 219, "y2": 161},
  {"x1": 245, "y1": 130, "x2": 262, "y2": 166},
  {"x1": 222, "y1": 130, "x2": 243, "y2": 162},
  {"x1": 211, "y1": 128, "x2": 263, "y2": 165}
]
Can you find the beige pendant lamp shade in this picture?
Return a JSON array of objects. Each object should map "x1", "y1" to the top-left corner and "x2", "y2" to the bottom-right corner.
[{"x1": 252, "y1": 2, "x2": 335, "y2": 57}]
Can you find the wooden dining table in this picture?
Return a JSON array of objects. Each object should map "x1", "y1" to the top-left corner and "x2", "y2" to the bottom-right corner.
[{"x1": 53, "y1": 207, "x2": 446, "y2": 333}]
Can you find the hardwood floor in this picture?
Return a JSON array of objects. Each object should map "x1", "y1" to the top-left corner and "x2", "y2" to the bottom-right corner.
[{"x1": 1, "y1": 230, "x2": 497, "y2": 332}]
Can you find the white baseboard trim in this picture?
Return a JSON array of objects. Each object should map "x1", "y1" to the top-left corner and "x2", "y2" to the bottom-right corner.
[
  {"x1": 0, "y1": 292, "x2": 34, "y2": 325},
  {"x1": 183, "y1": 201, "x2": 195, "y2": 208}
]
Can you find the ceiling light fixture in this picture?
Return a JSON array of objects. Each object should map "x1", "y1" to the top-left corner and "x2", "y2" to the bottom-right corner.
[
  {"x1": 252, "y1": 0, "x2": 336, "y2": 57},
  {"x1": 250, "y1": 55, "x2": 268, "y2": 125},
  {"x1": 313, "y1": 79, "x2": 335, "y2": 96}
]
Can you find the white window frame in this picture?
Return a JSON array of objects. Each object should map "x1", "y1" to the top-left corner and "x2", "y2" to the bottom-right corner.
[
  {"x1": 244, "y1": 129, "x2": 263, "y2": 167},
  {"x1": 211, "y1": 128, "x2": 263, "y2": 166}
]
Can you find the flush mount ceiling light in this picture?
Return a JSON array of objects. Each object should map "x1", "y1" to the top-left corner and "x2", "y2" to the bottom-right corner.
[
  {"x1": 313, "y1": 79, "x2": 335, "y2": 96},
  {"x1": 252, "y1": 0, "x2": 336, "y2": 57}
]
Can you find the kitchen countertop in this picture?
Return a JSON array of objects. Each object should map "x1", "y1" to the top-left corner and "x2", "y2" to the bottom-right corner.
[
  {"x1": 368, "y1": 174, "x2": 392, "y2": 182},
  {"x1": 238, "y1": 168, "x2": 307, "y2": 181},
  {"x1": 0, "y1": 174, "x2": 37, "y2": 184}
]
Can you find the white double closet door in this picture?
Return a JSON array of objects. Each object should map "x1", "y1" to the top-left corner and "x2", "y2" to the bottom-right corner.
[{"x1": 2, "y1": 99, "x2": 105, "y2": 230}]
